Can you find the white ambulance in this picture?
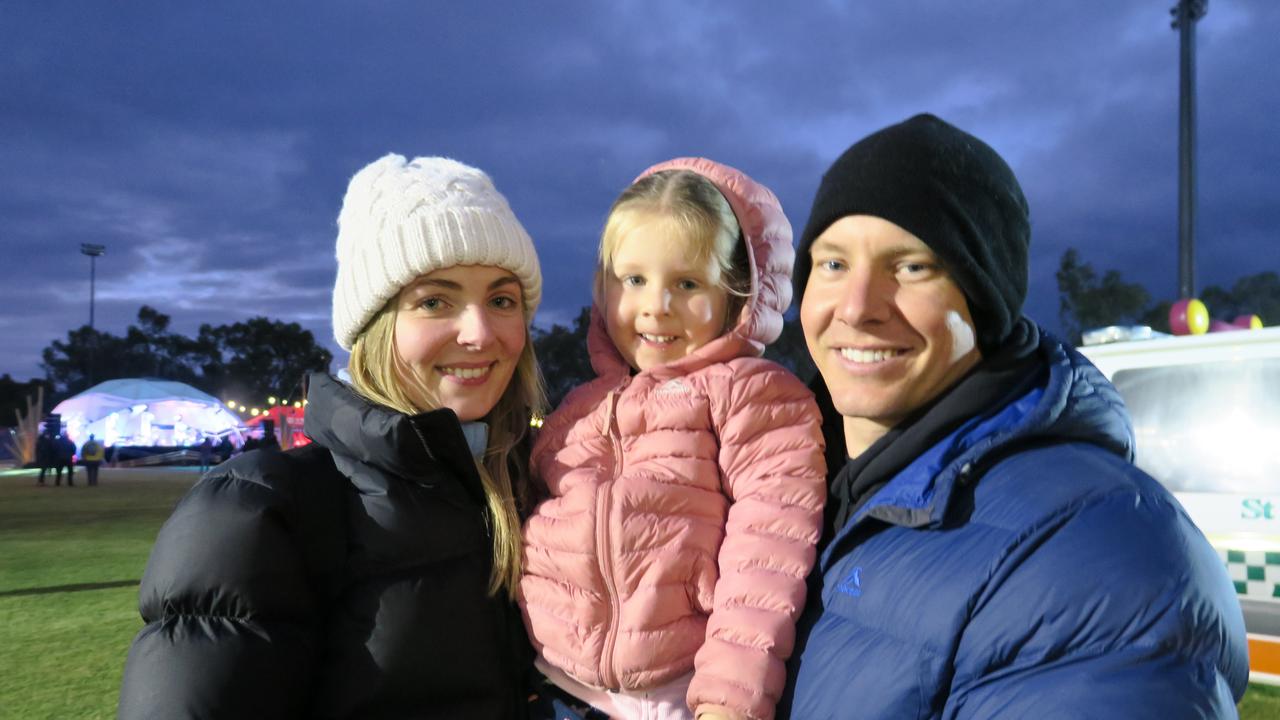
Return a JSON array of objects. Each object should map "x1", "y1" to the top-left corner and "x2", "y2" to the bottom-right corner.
[{"x1": 1079, "y1": 322, "x2": 1280, "y2": 683}]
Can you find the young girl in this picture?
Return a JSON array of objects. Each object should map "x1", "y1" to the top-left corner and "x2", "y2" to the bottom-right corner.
[{"x1": 520, "y1": 158, "x2": 826, "y2": 720}]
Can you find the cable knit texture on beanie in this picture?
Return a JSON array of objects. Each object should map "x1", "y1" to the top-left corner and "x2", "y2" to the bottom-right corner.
[
  {"x1": 794, "y1": 113, "x2": 1030, "y2": 355},
  {"x1": 332, "y1": 154, "x2": 542, "y2": 350}
]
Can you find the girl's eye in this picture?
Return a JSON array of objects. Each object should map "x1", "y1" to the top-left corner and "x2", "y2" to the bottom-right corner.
[
  {"x1": 420, "y1": 296, "x2": 448, "y2": 311},
  {"x1": 621, "y1": 275, "x2": 644, "y2": 288},
  {"x1": 677, "y1": 279, "x2": 700, "y2": 291}
]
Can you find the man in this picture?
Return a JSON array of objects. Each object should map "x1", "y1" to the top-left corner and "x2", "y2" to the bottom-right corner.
[
  {"x1": 54, "y1": 433, "x2": 76, "y2": 486},
  {"x1": 35, "y1": 430, "x2": 54, "y2": 485},
  {"x1": 778, "y1": 114, "x2": 1248, "y2": 718},
  {"x1": 80, "y1": 434, "x2": 105, "y2": 486},
  {"x1": 197, "y1": 436, "x2": 213, "y2": 473}
]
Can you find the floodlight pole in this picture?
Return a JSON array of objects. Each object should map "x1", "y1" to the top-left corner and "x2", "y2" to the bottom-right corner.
[
  {"x1": 1171, "y1": 0, "x2": 1207, "y2": 300},
  {"x1": 80, "y1": 243, "x2": 106, "y2": 385},
  {"x1": 80, "y1": 243, "x2": 106, "y2": 329}
]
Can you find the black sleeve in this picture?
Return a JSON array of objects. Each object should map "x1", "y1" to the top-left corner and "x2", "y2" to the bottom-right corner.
[{"x1": 118, "y1": 450, "x2": 340, "y2": 719}]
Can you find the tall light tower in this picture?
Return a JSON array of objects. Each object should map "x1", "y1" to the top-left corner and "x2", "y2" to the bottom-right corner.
[
  {"x1": 80, "y1": 243, "x2": 106, "y2": 386},
  {"x1": 80, "y1": 243, "x2": 106, "y2": 329},
  {"x1": 1171, "y1": 0, "x2": 1208, "y2": 300}
]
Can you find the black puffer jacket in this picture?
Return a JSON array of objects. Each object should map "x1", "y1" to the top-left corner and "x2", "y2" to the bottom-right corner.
[{"x1": 118, "y1": 373, "x2": 532, "y2": 719}]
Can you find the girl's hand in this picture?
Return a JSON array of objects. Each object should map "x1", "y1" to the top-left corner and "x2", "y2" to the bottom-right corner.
[{"x1": 694, "y1": 704, "x2": 739, "y2": 720}]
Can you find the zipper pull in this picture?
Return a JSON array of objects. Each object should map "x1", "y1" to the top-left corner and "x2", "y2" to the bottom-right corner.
[{"x1": 600, "y1": 390, "x2": 616, "y2": 436}]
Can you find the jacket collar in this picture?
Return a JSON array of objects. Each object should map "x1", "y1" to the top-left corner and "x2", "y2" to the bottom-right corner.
[{"x1": 303, "y1": 373, "x2": 485, "y2": 506}]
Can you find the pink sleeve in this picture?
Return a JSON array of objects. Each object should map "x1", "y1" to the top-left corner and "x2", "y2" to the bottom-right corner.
[{"x1": 688, "y1": 361, "x2": 827, "y2": 720}]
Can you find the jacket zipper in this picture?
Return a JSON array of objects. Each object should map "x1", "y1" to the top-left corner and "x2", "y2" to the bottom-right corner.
[{"x1": 596, "y1": 389, "x2": 623, "y2": 689}]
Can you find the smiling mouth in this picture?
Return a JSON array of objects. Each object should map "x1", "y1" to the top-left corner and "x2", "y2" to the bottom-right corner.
[
  {"x1": 639, "y1": 333, "x2": 678, "y2": 344},
  {"x1": 437, "y1": 364, "x2": 493, "y2": 380},
  {"x1": 838, "y1": 348, "x2": 907, "y2": 364}
]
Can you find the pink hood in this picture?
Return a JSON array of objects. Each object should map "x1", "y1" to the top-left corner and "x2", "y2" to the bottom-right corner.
[{"x1": 586, "y1": 157, "x2": 796, "y2": 380}]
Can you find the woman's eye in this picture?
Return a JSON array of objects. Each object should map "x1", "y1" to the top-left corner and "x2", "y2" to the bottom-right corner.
[
  {"x1": 420, "y1": 296, "x2": 447, "y2": 311},
  {"x1": 817, "y1": 259, "x2": 846, "y2": 273},
  {"x1": 491, "y1": 295, "x2": 518, "y2": 310}
]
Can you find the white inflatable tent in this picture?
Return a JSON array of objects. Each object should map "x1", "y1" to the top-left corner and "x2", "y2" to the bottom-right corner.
[{"x1": 52, "y1": 378, "x2": 246, "y2": 447}]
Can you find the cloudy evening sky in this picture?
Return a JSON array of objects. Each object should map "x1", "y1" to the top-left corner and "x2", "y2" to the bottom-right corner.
[{"x1": 3, "y1": 1, "x2": 1277, "y2": 381}]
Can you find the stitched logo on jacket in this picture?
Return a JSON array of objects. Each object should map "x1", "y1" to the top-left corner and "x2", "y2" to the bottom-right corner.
[
  {"x1": 656, "y1": 379, "x2": 691, "y2": 396},
  {"x1": 836, "y1": 566, "x2": 863, "y2": 597}
]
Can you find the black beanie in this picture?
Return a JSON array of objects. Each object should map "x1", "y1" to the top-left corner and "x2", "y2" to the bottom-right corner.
[{"x1": 794, "y1": 113, "x2": 1030, "y2": 355}]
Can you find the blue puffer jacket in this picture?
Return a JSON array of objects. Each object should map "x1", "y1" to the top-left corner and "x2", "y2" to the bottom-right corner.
[{"x1": 779, "y1": 332, "x2": 1249, "y2": 719}]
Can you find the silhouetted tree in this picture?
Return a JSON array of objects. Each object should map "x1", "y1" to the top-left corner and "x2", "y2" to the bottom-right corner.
[
  {"x1": 124, "y1": 306, "x2": 202, "y2": 383},
  {"x1": 195, "y1": 317, "x2": 333, "y2": 404},
  {"x1": 1057, "y1": 250, "x2": 1278, "y2": 343},
  {"x1": 40, "y1": 307, "x2": 332, "y2": 402},
  {"x1": 1200, "y1": 271, "x2": 1280, "y2": 325},
  {"x1": 533, "y1": 307, "x2": 594, "y2": 409},
  {"x1": 1055, "y1": 248, "x2": 1151, "y2": 345},
  {"x1": 42, "y1": 325, "x2": 136, "y2": 396}
]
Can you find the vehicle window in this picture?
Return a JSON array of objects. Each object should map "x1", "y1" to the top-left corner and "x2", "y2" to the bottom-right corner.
[{"x1": 1113, "y1": 358, "x2": 1280, "y2": 494}]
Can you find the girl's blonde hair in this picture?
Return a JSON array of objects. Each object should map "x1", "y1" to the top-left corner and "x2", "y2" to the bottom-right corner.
[
  {"x1": 599, "y1": 169, "x2": 751, "y2": 330},
  {"x1": 348, "y1": 295, "x2": 546, "y2": 599}
]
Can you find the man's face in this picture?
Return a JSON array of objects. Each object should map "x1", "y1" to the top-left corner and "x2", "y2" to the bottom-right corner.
[{"x1": 801, "y1": 215, "x2": 982, "y2": 449}]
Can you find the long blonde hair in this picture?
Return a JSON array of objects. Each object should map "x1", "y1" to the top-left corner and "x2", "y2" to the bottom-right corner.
[{"x1": 348, "y1": 298, "x2": 546, "y2": 599}]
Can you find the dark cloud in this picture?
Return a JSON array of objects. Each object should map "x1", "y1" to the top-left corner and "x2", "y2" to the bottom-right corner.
[{"x1": 2, "y1": 1, "x2": 1276, "y2": 378}]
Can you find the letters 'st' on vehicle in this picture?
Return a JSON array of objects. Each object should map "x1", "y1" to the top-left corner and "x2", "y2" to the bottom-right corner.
[{"x1": 1080, "y1": 310, "x2": 1280, "y2": 684}]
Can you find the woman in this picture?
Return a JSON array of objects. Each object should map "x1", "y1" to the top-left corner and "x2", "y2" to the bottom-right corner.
[{"x1": 118, "y1": 154, "x2": 545, "y2": 719}]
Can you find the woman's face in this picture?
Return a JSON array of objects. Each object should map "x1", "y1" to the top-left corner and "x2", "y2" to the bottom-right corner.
[{"x1": 393, "y1": 265, "x2": 526, "y2": 422}]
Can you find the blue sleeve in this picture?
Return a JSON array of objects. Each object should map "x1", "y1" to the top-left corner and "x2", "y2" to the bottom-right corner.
[{"x1": 945, "y1": 485, "x2": 1249, "y2": 719}]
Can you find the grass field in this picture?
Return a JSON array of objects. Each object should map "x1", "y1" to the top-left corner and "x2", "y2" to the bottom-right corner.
[
  {"x1": 0, "y1": 466, "x2": 196, "y2": 719},
  {"x1": 2, "y1": 465, "x2": 1279, "y2": 718}
]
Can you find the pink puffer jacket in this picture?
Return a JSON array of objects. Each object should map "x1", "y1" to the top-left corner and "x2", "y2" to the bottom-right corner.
[{"x1": 520, "y1": 158, "x2": 826, "y2": 720}]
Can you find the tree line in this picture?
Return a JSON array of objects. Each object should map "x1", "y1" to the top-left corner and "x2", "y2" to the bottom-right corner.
[
  {"x1": 1056, "y1": 250, "x2": 1279, "y2": 345},
  {"x1": 35, "y1": 306, "x2": 332, "y2": 407},
  {"x1": 5, "y1": 252, "x2": 1276, "y2": 423}
]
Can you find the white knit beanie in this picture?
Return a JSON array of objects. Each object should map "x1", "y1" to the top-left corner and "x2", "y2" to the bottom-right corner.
[{"x1": 332, "y1": 154, "x2": 542, "y2": 350}]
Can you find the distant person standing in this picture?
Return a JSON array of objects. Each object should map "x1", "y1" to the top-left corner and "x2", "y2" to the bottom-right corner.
[
  {"x1": 197, "y1": 437, "x2": 214, "y2": 473},
  {"x1": 81, "y1": 434, "x2": 105, "y2": 486},
  {"x1": 35, "y1": 431, "x2": 55, "y2": 485},
  {"x1": 54, "y1": 434, "x2": 76, "y2": 487}
]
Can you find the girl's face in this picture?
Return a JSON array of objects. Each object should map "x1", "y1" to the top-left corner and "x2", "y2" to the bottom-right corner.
[
  {"x1": 393, "y1": 265, "x2": 526, "y2": 422},
  {"x1": 603, "y1": 223, "x2": 729, "y2": 372}
]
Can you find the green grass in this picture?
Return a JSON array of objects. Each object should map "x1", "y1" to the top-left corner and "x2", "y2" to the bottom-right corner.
[
  {"x1": 0, "y1": 466, "x2": 197, "y2": 720},
  {"x1": 1, "y1": 465, "x2": 1279, "y2": 718},
  {"x1": 1241, "y1": 683, "x2": 1280, "y2": 716}
]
